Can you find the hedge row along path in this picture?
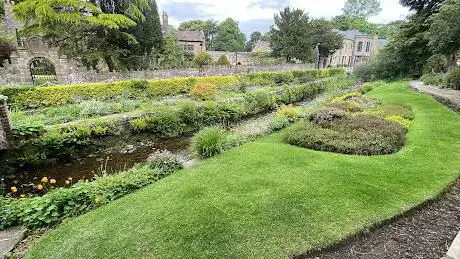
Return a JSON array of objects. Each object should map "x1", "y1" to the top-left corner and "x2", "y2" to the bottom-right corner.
[{"x1": 25, "y1": 82, "x2": 460, "y2": 258}]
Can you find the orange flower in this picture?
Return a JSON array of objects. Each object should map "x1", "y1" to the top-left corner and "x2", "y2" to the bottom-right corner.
[
  {"x1": 65, "y1": 180, "x2": 71, "y2": 185},
  {"x1": 37, "y1": 184, "x2": 44, "y2": 191},
  {"x1": 50, "y1": 179, "x2": 56, "y2": 184},
  {"x1": 11, "y1": 186, "x2": 17, "y2": 193},
  {"x1": 41, "y1": 177, "x2": 48, "y2": 183}
]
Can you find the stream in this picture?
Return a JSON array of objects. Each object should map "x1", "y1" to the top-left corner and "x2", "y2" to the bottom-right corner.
[{"x1": 1, "y1": 137, "x2": 191, "y2": 193}]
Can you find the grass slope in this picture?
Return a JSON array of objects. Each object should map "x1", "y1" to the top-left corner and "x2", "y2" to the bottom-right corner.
[{"x1": 26, "y1": 82, "x2": 460, "y2": 258}]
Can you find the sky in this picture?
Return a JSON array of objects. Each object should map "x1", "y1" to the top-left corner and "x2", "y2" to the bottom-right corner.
[{"x1": 157, "y1": 0, "x2": 410, "y2": 37}]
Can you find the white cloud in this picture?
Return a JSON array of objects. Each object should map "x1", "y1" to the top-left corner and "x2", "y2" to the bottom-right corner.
[{"x1": 158, "y1": 0, "x2": 410, "y2": 27}]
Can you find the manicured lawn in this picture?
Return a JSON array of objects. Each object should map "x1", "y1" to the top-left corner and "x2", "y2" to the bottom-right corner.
[{"x1": 26, "y1": 82, "x2": 460, "y2": 258}]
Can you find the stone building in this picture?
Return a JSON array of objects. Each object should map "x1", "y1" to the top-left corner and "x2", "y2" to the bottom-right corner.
[
  {"x1": 161, "y1": 12, "x2": 206, "y2": 54},
  {"x1": 0, "y1": 0, "x2": 79, "y2": 85},
  {"x1": 327, "y1": 30, "x2": 387, "y2": 68}
]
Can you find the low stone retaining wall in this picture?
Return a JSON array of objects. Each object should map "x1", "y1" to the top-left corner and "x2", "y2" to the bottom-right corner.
[{"x1": 0, "y1": 95, "x2": 12, "y2": 150}]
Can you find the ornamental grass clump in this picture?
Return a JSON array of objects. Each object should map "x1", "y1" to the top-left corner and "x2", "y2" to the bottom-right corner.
[{"x1": 191, "y1": 127, "x2": 228, "y2": 158}]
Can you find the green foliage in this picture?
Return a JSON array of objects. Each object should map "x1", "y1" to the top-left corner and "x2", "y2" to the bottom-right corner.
[
  {"x1": 275, "y1": 105, "x2": 302, "y2": 122},
  {"x1": 427, "y1": 0, "x2": 460, "y2": 60},
  {"x1": 147, "y1": 150, "x2": 183, "y2": 173},
  {"x1": 245, "y1": 31, "x2": 263, "y2": 52},
  {"x1": 193, "y1": 52, "x2": 213, "y2": 70},
  {"x1": 342, "y1": 0, "x2": 382, "y2": 18},
  {"x1": 353, "y1": 62, "x2": 376, "y2": 82},
  {"x1": 285, "y1": 114, "x2": 407, "y2": 155},
  {"x1": 216, "y1": 55, "x2": 230, "y2": 66},
  {"x1": 385, "y1": 115, "x2": 412, "y2": 129},
  {"x1": 420, "y1": 73, "x2": 446, "y2": 87},
  {"x1": 424, "y1": 54, "x2": 448, "y2": 73},
  {"x1": 214, "y1": 18, "x2": 246, "y2": 52},
  {"x1": 0, "y1": 76, "x2": 238, "y2": 109},
  {"x1": 191, "y1": 127, "x2": 228, "y2": 158},
  {"x1": 191, "y1": 83, "x2": 217, "y2": 100},
  {"x1": 0, "y1": 165, "x2": 176, "y2": 229},
  {"x1": 444, "y1": 69, "x2": 460, "y2": 89},
  {"x1": 129, "y1": 109, "x2": 184, "y2": 137},
  {"x1": 310, "y1": 19, "x2": 344, "y2": 60},
  {"x1": 158, "y1": 33, "x2": 191, "y2": 69},
  {"x1": 270, "y1": 7, "x2": 314, "y2": 63},
  {"x1": 268, "y1": 116, "x2": 291, "y2": 132}
]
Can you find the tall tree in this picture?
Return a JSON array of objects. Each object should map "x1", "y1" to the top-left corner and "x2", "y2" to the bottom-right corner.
[
  {"x1": 310, "y1": 19, "x2": 343, "y2": 66},
  {"x1": 342, "y1": 0, "x2": 382, "y2": 18},
  {"x1": 132, "y1": 0, "x2": 163, "y2": 56},
  {"x1": 179, "y1": 20, "x2": 218, "y2": 50},
  {"x1": 245, "y1": 31, "x2": 263, "y2": 52},
  {"x1": 214, "y1": 18, "x2": 246, "y2": 52},
  {"x1": 269, "y1": 7, "x2": 314, "y2": 62},
  {"x1": 427, "y1": 0, "x2": 460, "y2": 69}
]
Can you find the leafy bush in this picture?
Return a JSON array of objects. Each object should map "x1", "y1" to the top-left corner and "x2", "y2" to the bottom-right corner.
[
  {"x1": 193, "y1": 52, "x2": 213, "y2": 71},
  {"x1": 386, "y1": 115, "x2": 412, "y2": 129},
  {"x1": 80, "y1": 100, "x2": 114, "y2": 117},
  {"x1": 191, "y1": 83, "x2": 217, "y2": 100},
  {"x1": 0, "y1": 165, "x2": 176, "y2": 230},
  {"x1": 424, "y1": 54, "x2": 448, "y2": 73},
  {"x1": 353, "y1": 63, "x2": 376, "y2": 82},
  {"x1": 444, "y1": 69, "x2": 460, "y2": 89},
  {"x1": 285, "y1": 114, "x2": 407, "y2": 155},
  {"x1": 276, "y1": 105, "x2": 302, "y2": 122},
  {"x1": 309, "y1": 107, "x2": 346, "y2": 126},
  {"x1": 216, "y1": 55, "x2": 230, "y2": 66},
  {"x1": 191, "y1": 127, "x2": 228, "y2": 158},
  {"x1": 268, "y1": 116, "x2": 290, "y2": 132},
  {"x1": 421, "y1": 73, "x2": 445, "y2": 87},
  {"x1": 147, "y1": 150, "x2": 183, "y2": 173},
  {"x1": 357, "y1": 83, "x2": 373, "y2": 94}
]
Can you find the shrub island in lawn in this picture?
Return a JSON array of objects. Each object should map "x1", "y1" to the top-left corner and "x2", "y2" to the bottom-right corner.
[{"x1": 284, "y1": 91, "x2": 413, "y2": 155}]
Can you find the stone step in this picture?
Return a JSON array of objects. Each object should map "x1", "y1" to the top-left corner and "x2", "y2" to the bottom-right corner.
[{"x1": 0, "y1": 226, "x2": 26, "y2": 259}]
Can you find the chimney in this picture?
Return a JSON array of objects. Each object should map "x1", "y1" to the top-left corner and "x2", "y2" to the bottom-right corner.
[{"x1": 162, "y1": 12, "x2": 169, "y2": 29}]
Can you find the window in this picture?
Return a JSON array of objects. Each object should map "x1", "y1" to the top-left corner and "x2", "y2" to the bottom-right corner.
[
  {"x1": 357, "y1": 41, "x2": 363, "y2": 52},
  {"x1": 181, "y1": 43, "x2": 195, "y2": 51},
  {"x1": 365, "y1": 42, "x2": 370, "y2": 52}
]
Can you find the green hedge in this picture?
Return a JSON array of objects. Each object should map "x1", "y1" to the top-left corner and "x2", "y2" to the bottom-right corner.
[{"x1": 0, "y1": 69, "x2": 345, "y2": 109}]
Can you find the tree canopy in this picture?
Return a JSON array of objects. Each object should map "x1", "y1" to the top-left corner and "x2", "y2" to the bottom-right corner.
[
  {"x1": 400, "y1": 0, "x2": 445, "y2": 14},
  {"x1": 310, "y1": 19, "x2": 344, "y2": 61},
  {"x1": 427, "y1": 0, "x2": 460, "y2": 67},
  {"x1": 213, "y1": 18, "x2": 246, "y2": 52},
  {"x1": 270, "y1": 7, "x2": 314, "y2": 62},
  {"x1": 342, "y1": 0, "x2": 382, "y2": 18}
]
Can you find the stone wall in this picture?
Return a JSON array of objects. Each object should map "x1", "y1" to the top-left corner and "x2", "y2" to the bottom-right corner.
[
  {"x1": 63, "y1": 64, "x2": 314, "y2": 85},
  {"x1": 0, "y1": 95, "x2": 12, "y2": 150},
  {"x1": 207, "y1": 51, "x2": 253, "y2": 66}
]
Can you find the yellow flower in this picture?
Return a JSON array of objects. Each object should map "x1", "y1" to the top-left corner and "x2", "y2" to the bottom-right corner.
[
  {"x1": 65, "y1": 180, "x2": 71, "y2": 185},
  {"x1": 41, "y1": 177, "x2": 48, "y2": 183},
  {"x1": 11, "y1": 186, "x2": 17, "y2": 193},
  {"x1": 37, "y1": 184, "x2": 44, "y2": 191},
  {"x1": 95, "y1": 197, "x2": 101, "y2": 205},
  {"x1": 20, "y1": 194, "x2": 26, "y2": 198},
  {"x1": 50, "y1": 179, "x2": 56, "y2": 184}
]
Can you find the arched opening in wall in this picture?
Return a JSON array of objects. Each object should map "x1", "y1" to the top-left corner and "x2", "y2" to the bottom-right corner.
[{"x1": 29, "y1": 57, "x2": 58, "y2": 86}]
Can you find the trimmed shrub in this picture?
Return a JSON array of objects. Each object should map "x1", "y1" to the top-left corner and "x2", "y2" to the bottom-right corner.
[
  {"x1": 285, "y1": 114, "x2": 407, "y2": 155},
  {"x1": 191, "y1": 127, "x2": 228, "y2": 158},
  {"x1": 268, "y1": 116, "x2": 290, "y2": 132},
  {"x1": 216, "y1": 55, "x2": 230, "y2": 66},
  {"x1": 386, "y1": 115, "x2": 412, "y2": 129},
  {"x1": 309, "y1": 107, "x2": 346, "y2": 126},
  {"x1": 191, "y1": 83, "x2": 217, "y2": 100}
]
